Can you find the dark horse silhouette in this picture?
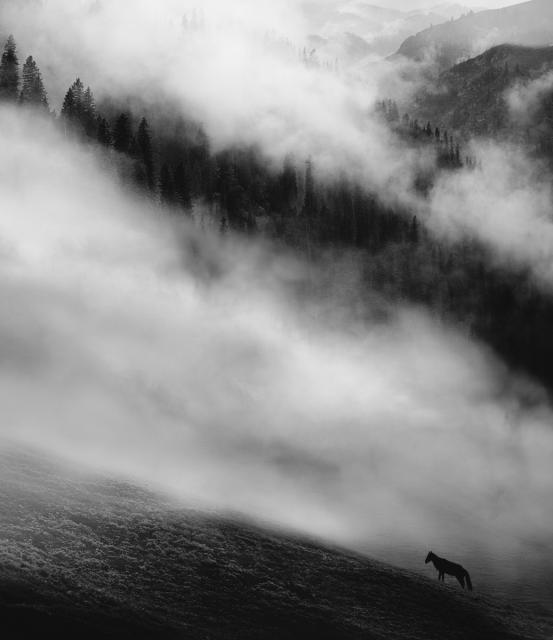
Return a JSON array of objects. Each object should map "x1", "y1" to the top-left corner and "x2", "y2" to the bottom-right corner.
[{"x1": 425, "y1": 551, "x2": 473, "y2": 591}]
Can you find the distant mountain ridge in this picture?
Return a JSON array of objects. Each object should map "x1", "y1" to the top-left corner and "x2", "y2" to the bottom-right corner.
[
  {"x1": 394, "y1": 0, "x2": 553, "y2": 69},
  {"x1": 411, "y1": 43, "x2": 553, "y2": 141},
  {"x1": 302, "y1": 1, "x2": 485, "y2": 60}
]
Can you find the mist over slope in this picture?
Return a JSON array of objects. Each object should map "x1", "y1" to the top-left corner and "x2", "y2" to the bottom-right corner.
[
  {"x1": 394, "y1": 0, "x2": 553, "y2": 68},
  {"x1": 1, "y1": 104, "x2": 553, "y2": 593},
  {"x1": 1, "y1": 2, "x2": 553, "y2": 632},
  {"x1": 412, "y1": 44, "x2": 553, "y2": 137},
  {"x1": 1, "y1": 448, "x2": 550, "y2": 640},
  {"x1": 302, "y1": 1, "x2": 477, "y2": 60}
]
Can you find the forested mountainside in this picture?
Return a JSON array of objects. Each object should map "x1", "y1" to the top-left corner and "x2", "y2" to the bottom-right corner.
[
  {"x1": 3, "y1": 31, "x2": 553, "y2": 392},
  {"x1": 393, "y1": 0, "x2": 553, "y2": 69},
  {"x1": 412, "y1": 44, "x2": 553, "y2": 145}
]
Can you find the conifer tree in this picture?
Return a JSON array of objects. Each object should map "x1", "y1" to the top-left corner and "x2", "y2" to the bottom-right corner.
[
  {"x1": 61, "y1": 88, "x2": 75, "y2": 120},
  {"x1": 160, "y1": 164, "x2": 175, "y2": 204},
  {"x1": 0, "y1": 35, "x2": 19, "y2": 101},
  {"x1": 174, "y1": 161, "x2": 191, "y2": 208},
  {"x1": 61, "y1": 78, "x2": 85, "y2": 123},
  {"x1": 302, "y1": 158, "x2": 317, "y2": 218},
  {"x1": 137, "y1": 117, "x2": 155, "y2": 190},
  {"x1": 274, "y1": 156, "x2": 297, "y2": 214},
  {"x1": 97, "y1": 117, "x2": 112, "y2": 146},
  {"x1": 19, "y1": 56, "x2": 48, "y2": 109},
  {"x1": 82, "y1": 86, "x2": 97, "y2": 135},
  {"x1": 113, "y1": 113, "x2": 131, "y2": 153}
]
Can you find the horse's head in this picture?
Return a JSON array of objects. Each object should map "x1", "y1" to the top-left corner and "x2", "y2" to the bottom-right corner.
[{"x1": 425, "y1": 551, "x2": 433, "y2": 564}]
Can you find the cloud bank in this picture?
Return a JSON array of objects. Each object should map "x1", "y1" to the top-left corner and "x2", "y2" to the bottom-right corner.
[
  {"x1": 0, "y1": 0, "x2": 426, "y2": 193},
  {"x1": 4, "y1": 0, "x2": 553, "y2": 296},
  {"x1": 0, "y1": 107, "x2": 552, "y2": 589}
]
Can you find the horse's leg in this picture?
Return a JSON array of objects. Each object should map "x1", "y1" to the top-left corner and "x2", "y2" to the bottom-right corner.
[{"x1": 456, "y1": 575, "x2": 465, "y2": 589}]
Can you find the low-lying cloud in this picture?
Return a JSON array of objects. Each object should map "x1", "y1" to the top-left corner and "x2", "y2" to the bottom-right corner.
[
  {"x1": 429, "y1": 139, "x2": 553, "y2": 285},
  {"x1": 0, "y1": 0, "x2": 426, "y2": 193},
  {"x1": 1, "y1": 107, "x2": 552, "y2": 590},
  {"x1": 4, "y1": 0, "x2": 553, "y2": 297}
]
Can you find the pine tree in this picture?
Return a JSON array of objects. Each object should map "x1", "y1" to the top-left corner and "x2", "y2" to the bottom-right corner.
[
  {"x1": 61, "y1": 78, "x2": 85, "y2": 123},
  {"x1": 19, "y1": 56, "x2": 48, "y2": 109},
  {"x1": 409, "y1": 216, "x2": 420, "y2": 243},
  {"x1": 82, "y1": 86, "x2": 97, "y2": 135},
  {"x1": 302, "y1": 158, "x2": 317, "y2": 218},
  {"x1": 97, "y1": 117, "x2": 112, "y2": 145},
  {"x1": 274, "y1": 156, "x2": 297, "y2": 214},
  {"x1": 137, "y1": 117, "x2": 154, "y2": 190},
  {"x1": 72, "y1": 78, "x2": 84, "y2": 107},
  {"x1": 174, "y1": 161, "x2": 191, "y2": 208},
  {"x1": 113, "y1": 113, "x2": 131, "y2": 153},
  {"x1": 160, "y1": 164, "x2": 175, "y2": 204},
  {"x1": 0, "y1": 35, "x2": 19, "y2": 102}
]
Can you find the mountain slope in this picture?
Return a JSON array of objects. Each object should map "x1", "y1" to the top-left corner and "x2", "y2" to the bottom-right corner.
[
  {"x1": 411, "y1": 44, "x2": 553, "y2": 139},
  {"x1": 394, "y1": 0, "x2": 553, "y2": 69},
  {"x1": 1, "y1": 447, "x2": 551, "y2": 639},
  {"x1": 303, "y1": 2, "x2": 464, "y2": 59}
]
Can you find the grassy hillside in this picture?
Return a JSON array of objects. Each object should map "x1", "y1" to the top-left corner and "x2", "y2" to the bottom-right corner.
[
  {"x1": 1, "y1": 447, "x2": 551, "y2": 639},
  {"x1": 394, "y1": 0, "x2": 553, "y2": 69}
]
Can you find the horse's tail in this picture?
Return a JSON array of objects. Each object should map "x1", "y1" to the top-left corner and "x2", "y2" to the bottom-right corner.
[{"x1": 464, "y1": 570, "x2": 473, "y2": 591}]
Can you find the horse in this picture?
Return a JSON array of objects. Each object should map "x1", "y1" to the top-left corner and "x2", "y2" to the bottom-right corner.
[{"x1": 425, "y1": 551, "x2": 473, "y2": 591}]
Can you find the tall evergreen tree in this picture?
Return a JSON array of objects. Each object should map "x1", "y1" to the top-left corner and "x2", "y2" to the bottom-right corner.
[
  {"x1": 97, "y1": 116, "x2": 112, "y2": 146},
  {"x1": 136, "y1": 117, "x2": 154, "y2": 189},
  {"x1": 273, "y1": 156, "x2": 297, "y2": 214},
  {"x1": 302, "y1": 158, "x2": 317, "y2": 218},
  {"x1": 0, "y1": 35, "x2": 19, "y2": 102},
  {"x1": 61, "y1": 88, "x2": 75, "y2": 120},
  {"x1": 61, "y1": 78, "x2": 85, "y2": 123},
  {"x1": 113, "y1": 113, "x2": 131, "y2": 153},
  {"x1": 19, "y1": 56, "x2": 48, "y2": 109},
  {"x1": 174, "y1": 161, "x2": 191, "y2": 208},
  {"x1": 82, "y1": 86, "x2": 97, "y2": 135},
  {"x1": 160, "y1": 163, "x2": 175, "y2": 204}
]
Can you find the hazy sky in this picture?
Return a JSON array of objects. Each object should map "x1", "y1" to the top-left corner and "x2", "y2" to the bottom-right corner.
[{"x1": 376, "y1": 1, "x2": 522, "y2": 9}]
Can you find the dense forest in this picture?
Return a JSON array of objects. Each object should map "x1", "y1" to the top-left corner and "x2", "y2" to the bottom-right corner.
[{"x1": 2, "y1": 33, "x2": 553, "y2": 393}]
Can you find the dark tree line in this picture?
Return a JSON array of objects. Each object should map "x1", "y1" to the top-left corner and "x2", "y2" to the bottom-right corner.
[
  {"x1": 0, "y1": 36, "x2": 48, "y2": 108},
  {"x1": 375, "y1": 99, "x2": 476, "y2": 169},
  {"x1": 4, "y1": 34, "x2": 553, "y2": 394}
]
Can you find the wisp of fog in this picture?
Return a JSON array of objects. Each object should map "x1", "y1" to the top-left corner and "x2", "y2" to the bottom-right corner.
[
  {"x1": 4, "y1": 0, "x2": 553, "y2": 291},
  {"x1": 1, "y1": 106, "x2": 552, "y2": 579},
  {"x1": 1, "y1": 2, "x2": 553, "y2": 603}
]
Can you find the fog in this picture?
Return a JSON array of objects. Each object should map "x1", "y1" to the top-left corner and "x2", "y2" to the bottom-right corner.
[
  {"x1": 4, "y1": 0, "x2": 553, "y2": 291},
  {"x1": 1, "y1": 107, "x2": 552, "y2": 581},
  {"x1": 1, "y1": 1, "x2": 553, "y2": 605},
  {"x1": 428, "y1": 140, "x2": 553, "y2": 284},
  {"x1": 0, "y1": 0, "x2": 430, "y2": 190}
]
